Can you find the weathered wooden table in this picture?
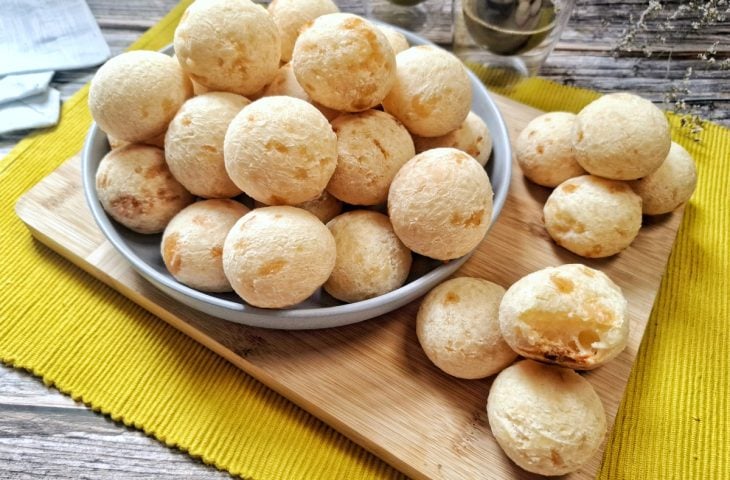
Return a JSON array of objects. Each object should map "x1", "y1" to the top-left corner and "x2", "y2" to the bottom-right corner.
[{"x1": 1, "y1": 1, "x2": 728, "y2": 478}]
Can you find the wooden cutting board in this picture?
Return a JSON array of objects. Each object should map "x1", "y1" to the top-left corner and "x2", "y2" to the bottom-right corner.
[{"x1": 15, "y1": 92, "x2": 683, "y2": 479}]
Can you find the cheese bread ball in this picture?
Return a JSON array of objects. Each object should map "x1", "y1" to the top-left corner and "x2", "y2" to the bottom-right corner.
[
  {"x1": 515, "y1": 112, "x2": 586, "y2": 187},
  {"x1": 161, "y1": 199, "x2": 249, "y2": 292},
  {"x1": 165, "y1": 92, "x2": 250, "y2": 199},
  {"x1": 192, "y1": 79, "x2": 210, "y2": 96},
  {"x1": 292, "y1": 13, "x2": 396, "y2": 112},
  {"x1": 261, "y1": 63, "x2": 340, "y2": 121},
  {"x1": 544, "y1": 175, "x2": 642, "y2": 258},
  {"x1": 324, "y1": 211, "x2": 412, "y2": 303},
  {"x1": 254, "y1": 190, "x2": 342, "y2": 224},
  {"x1": 222, "y1": 206, "x2": 336, "y2": 308},
  {"x1": 328, "y1": 109, "x2": 415, "y2": 205},
  {"x1": 630, "y1": 142, "x2": 697, "y2": 215},
  {"x1": 108, "y1": 135, "x2": 126, "y2": 150},
  {"x1": 263, "y1": 64, "x2": 307, "y2": 100},
  {"x1": 89, "y1": 51, "x2": 193, "y2": 143},
  {"x1": 414, "y1": 111, "x2": 492, "y2": 166},
  {"x1": 487, "y1": 360, "x2": 606, "y2": 476},
  {"x1": 382, "y1": 46, "x2": 472, "y2": 137},
  {"x1": 268, "y1": 0, "x2": 339, "y2": 63},
  {"x1": 108, "y1": 131, "x2": 167, "y2": 151},
  {"x1": 296, "y1": 191, "x2": 343, "y2": 223},
  {"x1": 499, "y1": 264, "x2": 629, "y2": 370},
  {"x1": 95, "y1": 145, "x2": 194, "y2": 234},
  {"x1": 144, "y1": 131, "x2": 167, "y2": 149},
  {"x1": 171, "y1": 52, "x2": 208, "y2": 96},
  {"x1": 573, "y1": 93, "x2": 671, "y2": 180},
  {"x1": 417, "y1": 277, "x2": 517, "y2": 379},
  {"x1": 224, "y1": 96, "x2": 337, "y2": 205},
  {"x1": 388, "y1": 148, "x2": 493, "y2": 261},
  {"x1": 378, "y1": 25, "x2": 409, "y2": 54},
  {"x1": 174, "y1": 0, "x2": 280, "y2": 96}
]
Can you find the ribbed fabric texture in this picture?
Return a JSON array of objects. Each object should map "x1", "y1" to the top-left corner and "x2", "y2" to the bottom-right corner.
[
  {"x1": 1, "y1": 3, "x2": 728, "y2": 478},
  {"x1": 468, "y1": 69, "x2": 730, "y2": 479}
]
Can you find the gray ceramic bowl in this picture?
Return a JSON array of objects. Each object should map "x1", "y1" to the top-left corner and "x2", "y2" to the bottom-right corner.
[{"x1": 82, "y1": 27, "x2": 511, "y2": 330}]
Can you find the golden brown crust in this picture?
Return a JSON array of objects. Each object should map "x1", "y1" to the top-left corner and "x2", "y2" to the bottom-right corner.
[{"x1": 499, "y1": 264, "x2": 629, "y2": 370}]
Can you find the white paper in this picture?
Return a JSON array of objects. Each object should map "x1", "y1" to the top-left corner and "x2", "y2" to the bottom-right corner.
[
  {"x1": 0, "y1": 88, "x2": 61, "y2": 135},
  {"x1": 0, "y1": 71, "x2": 54, "y2": 105},
  {"x1": 0, "y1": 0, "x2": 110, "y2": 76}
]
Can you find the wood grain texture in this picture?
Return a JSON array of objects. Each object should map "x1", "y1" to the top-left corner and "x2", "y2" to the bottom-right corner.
[
  {"x1": 13, "y1": 91, "x2": 684, "y2": 480},
  {"x1": 0, "y1": 368, "x2": 231, "y2": 479},
  {"x1": 1, "y1": 0, "x2": 719, "y2": 477},
  {"x1": 0, "y1": 0, "x2": 727, "y2": 157}
]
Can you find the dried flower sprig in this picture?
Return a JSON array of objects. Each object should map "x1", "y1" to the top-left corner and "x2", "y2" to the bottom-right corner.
[
  {"x1": 613, "y1": 1, "x2": 728, "y2": 140},
  {"x1": 664, "y1": 67, "x2": 705, "y2": 140},
  {"x1": 667, "y1": 0, "x2": 728, "y2": 30},
  {"x1": 613, "y1": 0, "x2": 664, "y2": 56}
]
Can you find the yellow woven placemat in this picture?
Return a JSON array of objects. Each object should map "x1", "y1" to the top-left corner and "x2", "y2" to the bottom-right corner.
[{"x1": 1, "y1": 2, "x2": 728, "y2": 478}]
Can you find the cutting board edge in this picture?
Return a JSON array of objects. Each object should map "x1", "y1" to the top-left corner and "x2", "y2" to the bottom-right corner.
[
  {"x1": 15, "y1": 182, "x2": 430, "y2": 480},
  {"x1": 11, "y1": 89, "x2": 687, "y2": 477}
]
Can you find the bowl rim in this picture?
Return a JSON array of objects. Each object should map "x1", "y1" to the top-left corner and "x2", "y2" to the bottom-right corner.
[{"x1": 81, "y1": 26, "x2": 512, "y2": 329}]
